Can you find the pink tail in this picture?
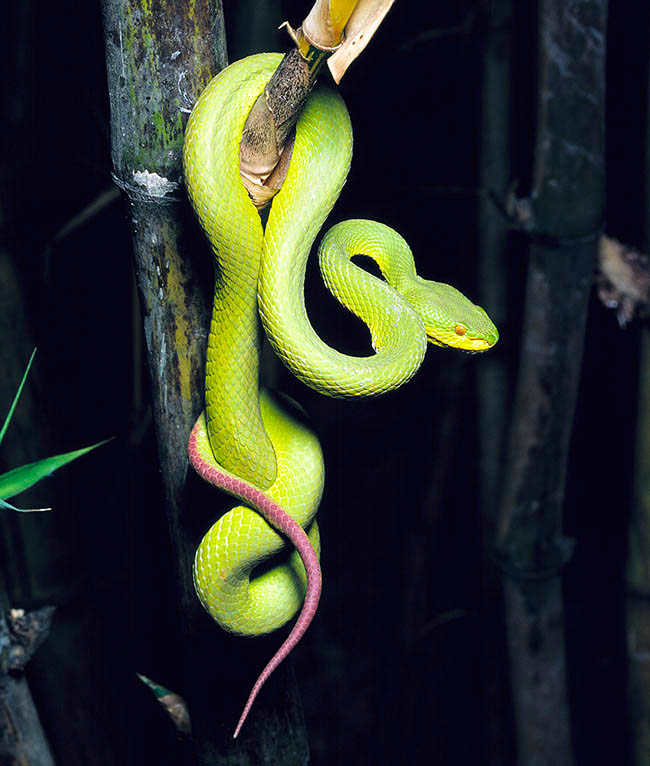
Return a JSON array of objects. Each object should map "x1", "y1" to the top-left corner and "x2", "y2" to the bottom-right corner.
[
  {"x1": 187, "y1": 423, "x2": 322, "y2": 738},
  {"x1": 233, "y1": 530, "x2": 321, "y2": 737}
]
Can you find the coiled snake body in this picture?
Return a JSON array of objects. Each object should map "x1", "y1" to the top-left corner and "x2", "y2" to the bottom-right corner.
[{"x1": 183, "y1": 53, "x2": 498, "y2": 737}]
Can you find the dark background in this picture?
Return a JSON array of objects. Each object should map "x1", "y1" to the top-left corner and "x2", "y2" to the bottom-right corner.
[{"x1": 0, "y1": 1, "x2": 646, "y2": 763}]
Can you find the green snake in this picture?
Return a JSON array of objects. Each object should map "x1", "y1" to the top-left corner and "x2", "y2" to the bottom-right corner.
[{"x1": 183, "y1": 53, "x2": 498, "y2": 737}]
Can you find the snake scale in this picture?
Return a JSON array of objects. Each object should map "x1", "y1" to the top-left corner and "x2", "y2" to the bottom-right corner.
[{"x1": 183, "y1": 52, "x2": 498, "y2": 737}]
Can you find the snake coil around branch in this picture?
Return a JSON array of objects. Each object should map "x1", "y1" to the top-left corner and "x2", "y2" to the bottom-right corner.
[{"x1": 183, "y1": 53, "x2": 498, "y2": 738}]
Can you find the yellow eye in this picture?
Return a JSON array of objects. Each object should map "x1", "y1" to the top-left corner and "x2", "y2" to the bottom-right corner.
[{"x1": 454, "y1": 324, "x2": 467, "y2": 336}]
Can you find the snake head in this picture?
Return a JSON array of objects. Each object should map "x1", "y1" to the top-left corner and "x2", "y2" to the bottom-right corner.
[{"x1": 408, "y1": 279, "x2": 499, "y2": 352}]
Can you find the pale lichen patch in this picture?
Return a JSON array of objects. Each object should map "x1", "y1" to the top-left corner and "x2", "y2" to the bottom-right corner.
[{"x1": 132, "y1": 169, "x2": 179, "y2": 198}]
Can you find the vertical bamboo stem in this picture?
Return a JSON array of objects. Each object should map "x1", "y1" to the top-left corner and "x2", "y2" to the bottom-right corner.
[
  {"x1": 477, "y1": 0, "x2": 512, "y2": 527},
  {"x1": 101, "y1": 2, "x2": 311, "y2": 761},
  {"x1": 625, "y1": 32, "x2": 650, "y2": 754},
  {"x1": 626, "y1": 332, "x2": 650, "y2": 763},
  {"x1": 476, "y1": 2, "x2": 516, "y2": 761},
  {"x1": 495, "y1": 1, "x2": 607, "y2": 763},
  {"x1": 101, "y1": 0, "x2": 222, "y2": 636}
]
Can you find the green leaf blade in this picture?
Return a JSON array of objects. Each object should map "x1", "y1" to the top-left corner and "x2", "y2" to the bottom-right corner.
[
  {"x1": 0, "y1": 348, "x2": 37, "y2": 447},
  {"x1": 0, "y1": 438, "x2": 111, "y2": 503}
]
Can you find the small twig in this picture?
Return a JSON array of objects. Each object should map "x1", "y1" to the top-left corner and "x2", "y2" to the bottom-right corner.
[
  {"x1": 50, "y1": 187, "x2": 120, "y2": 244},
  {"x1": 43, "y1": 187, "x2": 121, "y2": 277}
]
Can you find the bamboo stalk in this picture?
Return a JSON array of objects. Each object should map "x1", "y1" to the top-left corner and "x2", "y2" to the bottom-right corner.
[
  {"x1": 476, "y1": 2, "x2": 515, "y2": 761},
  {"x1": 101, "y1": 0, "x2": 221, "y2": 625},
  {"x1": 627, "y1": 331, "x2": 650, "y2": 763},
  {"x1": 477, "y1": 0, "x2": 512, "y2": 536},
  {"x1": 101, "y1": 0, "x2": 398, "y2": 757},
  {"x1": 494, "y1": 1, "x2": 607, "y2": 763},
  {"x1": 100, "y1": 2, "x2": 311, "y2": 761},
  {"x1": 625, "y1": 28, "x2": 650, "y2": 757}
]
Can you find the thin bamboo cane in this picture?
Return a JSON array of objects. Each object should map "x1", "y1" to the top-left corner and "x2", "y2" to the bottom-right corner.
[
  {"x1": 476, "y1": 2, "x2": 516, "y2": 761},
  {"x1": 627, "y1": 331, "x2": 650, "y2": 763}
]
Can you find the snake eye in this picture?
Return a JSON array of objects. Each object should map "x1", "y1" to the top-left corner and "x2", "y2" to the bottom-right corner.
[{"x1": 454, "y1": 324, "x2": 467, "y2": 337}]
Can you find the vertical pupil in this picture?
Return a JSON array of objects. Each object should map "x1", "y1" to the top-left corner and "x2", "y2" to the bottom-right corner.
[{"x1": 455, "y1": 324, "x2": 467, "y2": 336}]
